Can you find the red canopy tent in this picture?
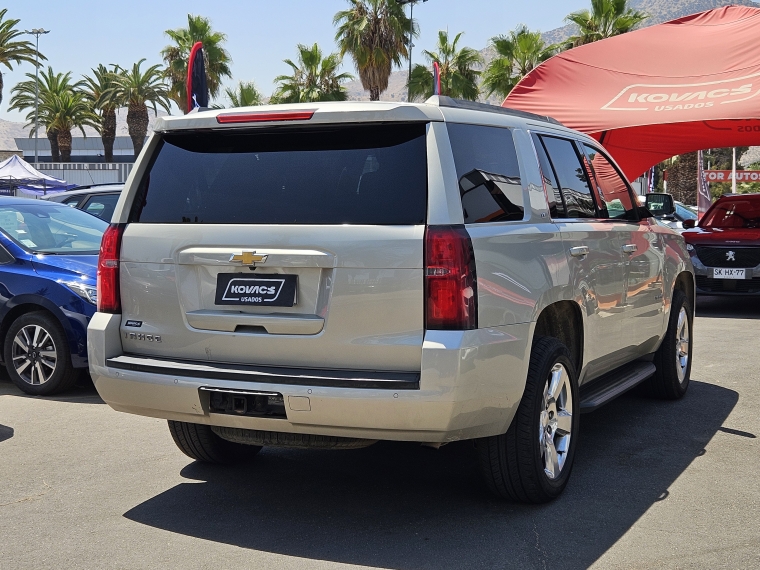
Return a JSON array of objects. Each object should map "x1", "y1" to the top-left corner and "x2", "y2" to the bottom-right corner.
[{"x1": 503, "y1": 6, "x2": 760, "y2": 181}]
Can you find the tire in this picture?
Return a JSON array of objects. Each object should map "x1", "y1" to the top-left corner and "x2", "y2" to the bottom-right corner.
[
  {"x1": 476, "y1": 336, "x2": 580, "y2": 503},
  {"x1": 648, "y1": 289, "x2": 693, "y2": 400},
  {"x1": 3, "y1": 311, "x2": 80, "y2": 396},
  {"x1": 168, "y1": 421, "x2": 262, "y2": 464}
]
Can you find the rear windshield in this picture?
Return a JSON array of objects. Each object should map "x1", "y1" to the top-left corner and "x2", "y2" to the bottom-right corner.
[
  {"x1": 701, "y1": 198, "x2": 760, "y2": 229},
  {"x1": 131, "y1": 123, "x2": 428, "y2": 225}
]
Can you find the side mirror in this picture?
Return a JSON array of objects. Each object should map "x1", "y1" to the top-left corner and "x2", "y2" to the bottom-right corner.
[
  {"x1": 682, "y1": 219, "x2": 696, "y2": 229},
  {"x1": 645, "y1": 193, "x2": 675, "y2": 216}
]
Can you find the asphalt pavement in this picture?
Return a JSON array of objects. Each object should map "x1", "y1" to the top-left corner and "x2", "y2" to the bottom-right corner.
[{"x1": 1, "y1": 296, "x2": 759, "y2": 570}]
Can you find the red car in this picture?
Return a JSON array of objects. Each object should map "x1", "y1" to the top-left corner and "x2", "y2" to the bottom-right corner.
[{"x1": 682, "y1": 193, "x2": 760, "y2": 295}]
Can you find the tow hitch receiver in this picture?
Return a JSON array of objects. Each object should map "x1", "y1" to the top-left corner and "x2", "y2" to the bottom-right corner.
[{"x1": 200, "y1": 387, "x2": 286, "y2": 418}]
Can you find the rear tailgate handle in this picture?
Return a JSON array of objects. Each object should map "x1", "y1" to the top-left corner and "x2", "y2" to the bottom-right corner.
[
  {"x1": 186, "y1": 310, "x2": 324, "y2": 335},
  {"x1": 622, "y1": 244, "x2": 638, "y2": 254},
  {"x1": 569, "y1": 246, "x2": 590, "y2": 258}
]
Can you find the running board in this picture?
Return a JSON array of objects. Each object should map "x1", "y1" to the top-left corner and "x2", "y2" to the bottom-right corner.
[{"x1": 579, "y1": 362, "x2": 656, "y2": 413}]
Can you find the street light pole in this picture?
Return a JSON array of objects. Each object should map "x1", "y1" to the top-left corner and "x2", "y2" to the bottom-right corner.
[
  {"x1": 397, "y1": 0, "x2": 428, "y2": 102},
  {"x1": 22, "y1": 28, "x2": 49, "y2": 168}
]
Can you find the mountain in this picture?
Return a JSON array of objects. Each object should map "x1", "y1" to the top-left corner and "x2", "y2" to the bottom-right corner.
[
  {"x1": 0, "y1": 108, "x2": 167, "y2": 151},
  {"x1": 345, "y1": 0, "x2": 760, "y2": 102}
]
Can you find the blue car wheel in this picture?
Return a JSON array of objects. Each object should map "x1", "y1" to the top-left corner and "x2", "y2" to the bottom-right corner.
[{"x1": 4, "y1": 311, "x2": 79, "y2": 395}]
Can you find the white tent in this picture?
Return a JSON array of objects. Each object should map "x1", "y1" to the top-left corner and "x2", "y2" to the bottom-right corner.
[{"x1": 0, "y1": 155, "x2": 73, "y2": 196}]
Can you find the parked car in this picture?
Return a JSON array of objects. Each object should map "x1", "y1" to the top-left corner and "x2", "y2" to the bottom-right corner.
[
  {"x1": 43, "y1": 184, "x2": 124, "y2": 221},
  {"x1": 88, "y1": 98, "x2": 694, "y2": 503},
  {"x1": 645, "y1": 193, "x2": 698, "y2": 232},
  {"x1": 0, "y1": 197, "x2": 106, "y2": 394},
  {"x1": 683, "y1": 192, "x2": 760, "y2": 295}
]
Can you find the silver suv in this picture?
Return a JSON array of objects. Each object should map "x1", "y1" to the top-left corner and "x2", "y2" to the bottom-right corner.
[{"x1": 88, "y1": 97, "x2": 694, "y2": 503}]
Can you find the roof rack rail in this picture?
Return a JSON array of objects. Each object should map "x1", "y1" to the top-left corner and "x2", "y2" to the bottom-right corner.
[{"x1": 425, "y1": 95, "x2": 564, "y2": 126}]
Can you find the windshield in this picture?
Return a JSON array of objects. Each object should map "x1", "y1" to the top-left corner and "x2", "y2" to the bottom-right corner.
[
  {"x1": 0, "y1": 202, "x2": 108, "y2": 254},
  {"x1": 675, "y1": 203, "x2": 697, "y2": 220},
  {"x1": 701, "y1": 199, "x2": 760, "y2": 229}
]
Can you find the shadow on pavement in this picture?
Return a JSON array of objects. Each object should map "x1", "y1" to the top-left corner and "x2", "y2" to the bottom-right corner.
[
  {"x1": 696, "y1": 295, "x2": 760, "y2": 319},
  {"x1": 124, "y1": 380, "x2": 737, "y2": 570},
  {"x1": 0, "y1": 424, "x2": 13, "y2": 443},
  {"x1": 0, "y1": 373, "x2": 104, "y2": 405}
]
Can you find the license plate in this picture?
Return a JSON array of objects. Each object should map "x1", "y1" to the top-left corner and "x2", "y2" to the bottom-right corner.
[
  {"x1": 215, "y1": 273, "x2": 297, "y2": 306},
  {"x1": 712, "y1": 268, "x2": 746, "y2": 279}
]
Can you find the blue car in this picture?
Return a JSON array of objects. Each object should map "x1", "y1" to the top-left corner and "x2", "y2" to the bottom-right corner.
[{"x1": 0, "y1": 197, "x2": 106, "y2": 395}]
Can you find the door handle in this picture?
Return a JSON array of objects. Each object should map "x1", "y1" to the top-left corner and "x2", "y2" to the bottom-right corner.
[
  {"x1": 569, "y1": 246, "x2": 590, "y2": 258},
  {"x1": 622, "y1": 244, "x2": 638, "y2": 254}
]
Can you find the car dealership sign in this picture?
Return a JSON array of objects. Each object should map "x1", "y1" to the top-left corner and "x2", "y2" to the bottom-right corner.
[{"x1": 704, "y1": 170, "x2": 760, "y2": 183}]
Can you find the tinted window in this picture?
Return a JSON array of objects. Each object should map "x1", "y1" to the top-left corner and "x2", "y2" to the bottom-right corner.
[
  {"x1": 63, "y1": 196, "x2": 83, "y2": 207},
  {"x1": 540, "y1": 136, "x2": 596, "y2": 219},
  {"x1": 447, "y1": 123, "x2": 524, "y2": 223},
  {"x1": 0, "y1": 244, "x2": 13, "y2": 264},
  {"x1": 82, "y1": 193, "x2": 120, "y2": 221},
  {"x1": 132, "y1": 124, "x2": 428, "y2": 225},
  {"x1": 531, "y1": 133, "x2": 565, "y2": 218},
  {"x1": 583, "y1": 145, "x2": 636, "y2": 220},
  {"x1": 675, "y1": 203, "x2": 697, "y2": 221}
]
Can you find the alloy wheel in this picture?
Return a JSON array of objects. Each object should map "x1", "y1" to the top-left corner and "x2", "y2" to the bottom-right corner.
[
  {"x1": 11, "y1": 325, "x2": 58, "y2": 385},
  {"x1": 675, "y1": 307, "x2": 690, "y2": 383},
  {"x1": 539, "y1": 363, "x2": 573, "y2": 480}
]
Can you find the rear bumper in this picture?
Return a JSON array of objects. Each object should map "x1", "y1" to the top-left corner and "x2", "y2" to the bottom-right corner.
[{"x1": 88, "y1": 313, "x2": 532, "y2": 443}]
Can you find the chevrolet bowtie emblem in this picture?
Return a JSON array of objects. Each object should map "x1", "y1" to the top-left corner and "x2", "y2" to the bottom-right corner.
[{"x1": 230, "y1": 251, "x2": 268, "y2": 265}]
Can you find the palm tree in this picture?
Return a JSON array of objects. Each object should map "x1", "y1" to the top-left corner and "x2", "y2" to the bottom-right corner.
[
  {"x1": 82, "y1": 64, "x2": 122, "y2": 163},
  {"x1": 482, "y1": 26, "x2": 558, "y2": 100},
  {"x1": 103, "y1": 60, "x2": 171, "y2": 158},
  {"x1": 9, "y1": 67, "x2": 74, "y2": 162},
  {"x1": 162, "y1": 14, "x2": 232, "y2": 110},
  {"x1": 566, "y1": 0, "x2": 648, "y2": 47},
  {"x1": 0, "y1": 9, "x2": 45, "y2": 105},
  {"x1": 333, "y1": 0, "x2": 414, "y2": 101},
  {"x1": 224, "y1": 81, "x2": 262, "y2": 107},
  {"x1": 272, "y1": 44, "x2": 353, "y2": 104},
  {"x1": 407, "y1": 31, "x2": 482, "y2": 102},
  {"x1": 42, "y1": 91, "x2": 99, "y2": 162}
]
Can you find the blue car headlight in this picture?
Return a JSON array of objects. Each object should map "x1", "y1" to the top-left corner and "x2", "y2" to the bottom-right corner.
[{"x1": 63, "y1": 281, "x2": 98, "y2": 305}]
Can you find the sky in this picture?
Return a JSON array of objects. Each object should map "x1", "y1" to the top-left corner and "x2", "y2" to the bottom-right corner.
[{"x1": 0, "y1": 0, "x2": 586, "y2": 122}]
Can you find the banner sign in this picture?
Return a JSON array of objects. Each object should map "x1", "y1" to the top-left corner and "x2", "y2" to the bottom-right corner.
[
  {"x1": 697, "y1": 150, "x2": 712, "y2": 218},
  {"x1": 704, "y1": 170, "x2": 760, "y2": 183}
]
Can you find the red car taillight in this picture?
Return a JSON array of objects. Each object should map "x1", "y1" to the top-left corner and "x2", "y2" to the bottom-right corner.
[
  {"x1": 97, "y1": 224, "x2": 125, "y2": 313},
  {"x1": 424, "y1": 226, "x2": 478, "y2": 330}
]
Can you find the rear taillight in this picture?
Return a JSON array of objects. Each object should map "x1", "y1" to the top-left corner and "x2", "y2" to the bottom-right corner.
[
  {"x1": 424, "y1": 226, "x2": 478, "y2": 330},
  {"x1": 97, "y1": 224, "x2": 125, "y2": 313}
]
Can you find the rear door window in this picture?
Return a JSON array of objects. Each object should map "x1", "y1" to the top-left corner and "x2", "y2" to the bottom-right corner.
[
  {"x1": 539, "y1": 136, "x2": 597, "y2": 219},
  {"x1": 82, "y1": 193, "x2": 120, "y2": 220},
  {"x1": 582, "y1": 145, "x2": 637, "y2": 220},
  {"x1": 531, "y1": 133, "x2": 566, "y2": 218},
  {"x1": 447, "y1": 123, "x2": 524, "y2": 223},
  {"x1": 131, "y1": 123, "x2": 428, "y2": 225}
]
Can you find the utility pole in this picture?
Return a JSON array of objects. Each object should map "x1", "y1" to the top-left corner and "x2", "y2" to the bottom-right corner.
[
  {"x1": 397, "y1": 0, "x2": 428, "y2": 102},
  {"x1": 732, "y1": 147, "x2": 737, "y2": 194},
  {"x1": 22, "y1": 28, "x2": 49, "y2": 168}
]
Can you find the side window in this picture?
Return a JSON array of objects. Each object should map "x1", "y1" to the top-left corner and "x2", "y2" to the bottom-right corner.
[
  {"x1": 63, "y1": 196, "x2": 83, "y2": 208},
  {"x1": 539, "y1": 136, "x2": 597, "y2": 219},
  {"x1": 0, "y1": 244, "x2": 13, "y2": 264},
  {"x1": 531, "y1": 133, "x2": 566, "y2": 218},
  {"x1": 82, "y1": 194, "x2": 120, "y2": 221},
  {"x1": 447, "y1": 123, "x2": 525, "y2": 223},
  {"x1": 582, "y1": 145, "x2": 637, "y2": 220}
]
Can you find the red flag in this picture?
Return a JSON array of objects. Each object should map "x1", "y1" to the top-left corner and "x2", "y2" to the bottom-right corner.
[
  {"x1": 697, "y1": 150, "x2": 711, "y2": 218},
  {"x1": 433, "y1": 61, "x2": 441, "y2": 96}
]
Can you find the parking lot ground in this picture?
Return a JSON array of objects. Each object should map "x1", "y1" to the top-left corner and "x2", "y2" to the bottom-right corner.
[{"x1": 1, "y1": 297, "x2": 759, "y2": 570}]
